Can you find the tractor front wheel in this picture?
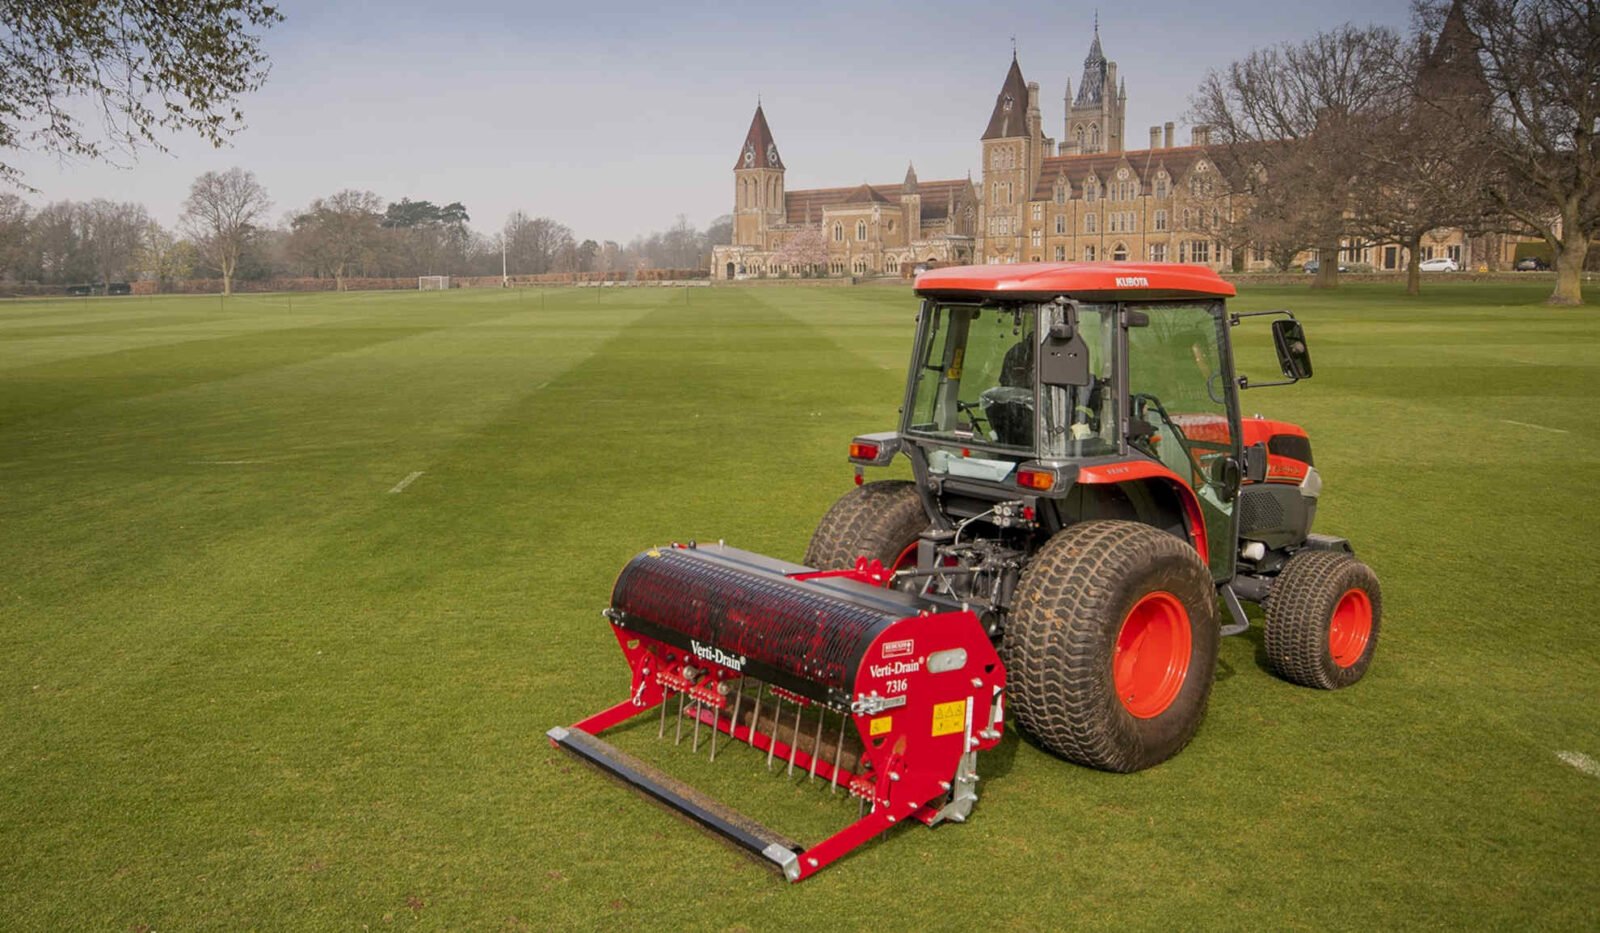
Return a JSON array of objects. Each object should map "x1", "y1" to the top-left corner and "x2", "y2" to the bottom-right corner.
[
  {"x1": 803, "y1": 480, "x2": 927, "y2": 574},
  {"x1": 1005, "y1": 520, "x2": 1219, "y2": 773},
  {"x1": 1264, "y1": 550, "x2": 1382, "y2": 689}
]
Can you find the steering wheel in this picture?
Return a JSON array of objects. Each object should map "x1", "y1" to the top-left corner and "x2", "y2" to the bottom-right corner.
[
  {"x1": 956, "y1": 399, "x2": 989, "y2": 433},
  {"x1": 1206, "y1": 371, "x2": 1227, "y2": 406}
]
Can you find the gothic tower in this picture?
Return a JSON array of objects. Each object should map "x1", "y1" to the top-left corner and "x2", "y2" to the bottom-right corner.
[
  {"x1": 1064, "y1": 22, "x2": 1125, "y2": 155},
  {"x1": 733, "y1": 104, "x2": 786, "y2": 246},
  {"x1": 979, "y1": 54, "x2": 1042, "y2": 262}
]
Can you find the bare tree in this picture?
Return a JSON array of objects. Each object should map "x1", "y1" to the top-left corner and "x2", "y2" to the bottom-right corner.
[
  {"x1": 80, "y1": 199, "x2": 149, "y2": 285},
  {"x1": 0, "y1": 1, "x2": 282, "y2": 187},
  {"x1": 1192, "y1": 26, "x2": 1410, "y2": 288},
  {"x1": 181, "y1": 168, "x2": 269, "y2": 294},
  {"x1": 0, "y1": 193, "x2": 29, "y2": 281},
  {"x1": 136, "y1": 220, "x2": 190, "y2": 290},
  {"x1": 288, "y1": 190, "x2": 384, "y2": 290},
  {"x1": 503, "y1": 212, "x2": 574, "y2": 275},
  {"x1": 1422, "y1": 0, "x2": 1600, "y2": 304}
]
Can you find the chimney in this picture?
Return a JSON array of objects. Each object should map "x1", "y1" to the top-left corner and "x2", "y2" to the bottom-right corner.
[
  {"x1": 1163, "y1": 122, "x2": 1175, "y2": 149},
  {"x1": 1191, "y1": 125, "x2": 1211, "y2": 147},
  {"x1": 1149, "y1": 126, "x2": 1161, "y2": 150}
]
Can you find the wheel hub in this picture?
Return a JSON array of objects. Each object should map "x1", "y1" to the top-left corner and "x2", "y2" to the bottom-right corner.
[
  {"x1": 1328, "y1": 588, "x2": 1373, "y2": 668},
  {"x1": 1113, "y1": 591, "x2": 1192, "y2": 719}
]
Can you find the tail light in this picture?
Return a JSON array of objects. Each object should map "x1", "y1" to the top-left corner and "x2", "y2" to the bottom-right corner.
[
  {"x1": 848, "y1": 433, "x2": 900, "y2": 466},
  {"x1": 1016, "y1": 462, "x2": 1067, "y2": 492}
]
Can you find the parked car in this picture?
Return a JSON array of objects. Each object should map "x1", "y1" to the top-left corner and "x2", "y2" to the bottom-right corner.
[
  {"x1": 1303, "y1": 260, "x2": 1349, "y2": 274},
  {"x1": 1515, "y1": 257, "x2": 1550, "y2": 271},
  {"x1": 1419, "y1": 257, "x2": 1459, "y2": 272}
]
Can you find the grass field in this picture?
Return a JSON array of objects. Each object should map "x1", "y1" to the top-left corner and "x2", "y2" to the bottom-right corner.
[{"x1": 1, "y1": 281, "x2": 1596, "y2": 930}]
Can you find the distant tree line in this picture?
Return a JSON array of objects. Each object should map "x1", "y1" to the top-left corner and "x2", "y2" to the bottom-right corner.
[{"x1": 0, "y1": 174, "x2": 733, "y2": 293}]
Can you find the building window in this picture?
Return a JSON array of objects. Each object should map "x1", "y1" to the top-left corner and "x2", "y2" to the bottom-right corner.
[
  {"x1": 1185, "y1": 240, "x2": 1211, "y2": 263},
  {"x1": 1055, "y1": 215, "x2": 1066, "y2": 235},
  {"x1": 1085, "y1": 179, "x2": 1099, "y2": 202},
  {"x1": 1448, "y1": 245, "x2": 1462, "y2": 263},
  {"x1": 886, "y1": 256, "x2": 900, "y2": 274},
  {"x1": 1031, "y1": 204, "x2": 1043, "y2": 221},
  {"x1": 1031, "y1": 228, "x2": 1042, "y2": 248},
  {"x1": 1084, "y1": 213, "x2": 1097, "y2": 234},
  {"x1": 1154, "y1": 210, "x2": 1167, "y2": 231},
  {"x1": 832, "y1": 223, "x2": 843, "y2": 242},
  {"x1": 1054, "y1": 184, "x2": 1067, "y2": 205},
  {"x1": 1055, "y1": 245, "x2": 1066, "y2": 261},
  {"x1": 1084, "y1": 245, "x2": 1097, "y2": 261},
  {"x1": 1150, "y1": 243, "x2": 1167, "y2": 262},
  {"x1": 1112, "y1": 243, "x2": 1129, "y2": 261},
  {"x1": 853, "y1": 257, "x2": 868, "y2": 275},
  {"x1": 829, "y1": 260, "x2": 845, "y2": 275},
  {"x1": 1154, "y1": 174, "x2": 1170, "y2": 199},
  {"x1": 1089, "y1": 124, "x2": 1101, "y2": 149},
  {"x1": 856, "y1": 220, "x2": 867, "y2": 241},
  {"x1": 888, "y1": 219, "x2": 896, "y2": 233}
]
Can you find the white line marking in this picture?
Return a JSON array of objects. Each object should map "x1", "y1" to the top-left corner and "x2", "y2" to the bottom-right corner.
[
  {"x1": 1556, "y1": 750, "x2": 1600, "y2": 779},
  {"x1": 535, "y1": 382, "x2": 549, "y2": 390},
  {"x1": 188, "y1": 459, "x2": 269, "y2": 465},
  {"x1": 388, "y1": 470, "x2": 424, "y2": 494},
  {"x1": 1500, "y1": 419, "x2": 1568, "y2": 434}
]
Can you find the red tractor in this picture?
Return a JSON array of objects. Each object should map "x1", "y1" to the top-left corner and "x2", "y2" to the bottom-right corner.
[{"x1": 552, "y1": 263, "x2": 1381, "y2": 881}]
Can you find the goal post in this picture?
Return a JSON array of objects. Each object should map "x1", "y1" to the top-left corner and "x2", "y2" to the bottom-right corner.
[{"x1": 418, "y1": 275, "x2": 450, "y2": 291}]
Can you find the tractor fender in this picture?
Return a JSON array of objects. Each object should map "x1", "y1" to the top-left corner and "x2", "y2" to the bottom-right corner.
[{"x1": 1075, "y1": 461, "x2": 1209, "y2": 565}]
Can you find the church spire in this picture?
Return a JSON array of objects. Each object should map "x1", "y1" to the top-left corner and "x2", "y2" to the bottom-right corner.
[
  {"x1": 1075, "y1": 22, "x2": 1109, "y2": 107},
  {"x1": 734, "y1": 104, "x2": 782, "y2": 171},
  {"x1": 903, "y1": 162, "x2": 919, "y2": 193},
  {"x1": 982, "y1": 55, "x2": 1030, "y2": 139}
]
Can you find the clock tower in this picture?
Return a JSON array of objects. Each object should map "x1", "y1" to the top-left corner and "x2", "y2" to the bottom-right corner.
[{"x1": 733, "y1": 104, "x2": 786, "y2": 246}]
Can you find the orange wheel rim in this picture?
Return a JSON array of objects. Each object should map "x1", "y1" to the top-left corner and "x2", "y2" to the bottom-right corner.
[
  {"x1": 1328, "y1": 588, "x2": 1373, "y2": 668},
  {"x1": 1113, "y1": 591, "x2": 1192, "y2": 719}
]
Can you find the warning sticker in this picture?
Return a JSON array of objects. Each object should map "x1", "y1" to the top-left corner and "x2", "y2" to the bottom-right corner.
[
  {"x1": 869, "y1": 716, "x2": 893, "y2": 737},
  {"x1": 931, "y1": 700, "x2": 967, "y2": 737}
]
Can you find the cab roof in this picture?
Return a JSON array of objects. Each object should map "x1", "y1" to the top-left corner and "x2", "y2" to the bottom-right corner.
[{"x1": 914, "y1": 262, "x2": 1236, "y2": 301}]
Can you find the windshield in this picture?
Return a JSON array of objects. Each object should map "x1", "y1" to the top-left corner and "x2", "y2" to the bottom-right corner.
[{"x1": 905, "y1": 302, "x2": 1117, "y2": 460}]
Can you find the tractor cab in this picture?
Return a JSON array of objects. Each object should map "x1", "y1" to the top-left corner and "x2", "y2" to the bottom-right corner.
[{"x1": 849, "y1": 263, "x2": 1317, "y2": 586}]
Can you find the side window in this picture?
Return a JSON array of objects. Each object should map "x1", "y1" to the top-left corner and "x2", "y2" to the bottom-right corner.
[{"x1": 1126, "y1": 303, "x2": 1236, "y2": 577}]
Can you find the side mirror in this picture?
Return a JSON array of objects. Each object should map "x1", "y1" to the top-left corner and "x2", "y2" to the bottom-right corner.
[
  {"x1": 1271, "y1": 319, "x2": 1313, "y2": 380},
  {"x1": 1243, "y1": 441, "x2": 1268, "y2": 483},
  {"x1": 1210, "y1": 456, "x2": 1242, "y2": 502}
]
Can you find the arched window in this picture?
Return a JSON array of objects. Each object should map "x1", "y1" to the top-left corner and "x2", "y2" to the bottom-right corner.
[
  {"x1": 1054, "y1": 182, "x2": 1067, "y2": 204},
  {"x1": 1084, "y1": 213, "x2": 1097, "y2": 234},
  {"x1": 1075, "y1": 127, "x2": 1085, "y2": 150},
  {"x1": 1112, "y1": 243, "x2": 1129, "y2": 262},
  {"x1": 856, "y1": 220, "x2": 867, "y2": 241},
  {"x1": 832, "y1": 223, "x2": 843, "y2": 242},
  {"x1": 1089, "y1": 124, "x2": 1101, "y2": 149}
]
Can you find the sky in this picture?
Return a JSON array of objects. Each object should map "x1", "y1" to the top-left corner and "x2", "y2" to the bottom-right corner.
[{"x1": 5, "y1": 0, "x2": 1417, "y2": 243}]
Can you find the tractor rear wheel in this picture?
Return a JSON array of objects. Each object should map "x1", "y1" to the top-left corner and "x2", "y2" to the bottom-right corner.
[
  {"x1": 803, "y1": 480, "x2": 927, "y2": 574},
  {"x1": 1264, "y1": 550, "x2": 1382, "y2": 689},
  {"x1": 1005, "y1": 520, "x2": 1219, "y2": 773}
]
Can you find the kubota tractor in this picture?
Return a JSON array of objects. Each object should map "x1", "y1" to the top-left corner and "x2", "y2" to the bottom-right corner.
[{"x1": 551, "y1": 263, "x2": 1382, "y2": 882}]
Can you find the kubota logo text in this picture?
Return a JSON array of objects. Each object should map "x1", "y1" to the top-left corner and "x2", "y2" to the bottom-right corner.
[
  {"x1": 1115, "y1": 276, "x2": 1150, "y2": 288},
  {"x1": 690, "y1": 640, "x2": 746, "y2": 672},
  {"x1": 870, "y1": 659, "x2": 923, "y2": 678},
  {"x1": 882, "y1": 639, "x2": 915, "y2": 659}
]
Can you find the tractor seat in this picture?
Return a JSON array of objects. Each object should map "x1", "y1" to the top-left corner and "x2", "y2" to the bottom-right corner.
[{"x1": 979, "y1": 386, "x2": 1034, "y2": 447}]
